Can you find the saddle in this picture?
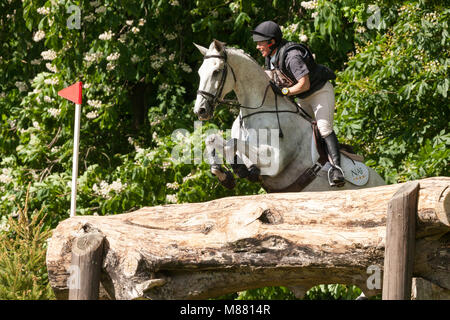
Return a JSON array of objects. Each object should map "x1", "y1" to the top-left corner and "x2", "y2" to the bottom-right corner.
[{"x1": 268, "y1": 123, "x2": 367, "y2": 193}]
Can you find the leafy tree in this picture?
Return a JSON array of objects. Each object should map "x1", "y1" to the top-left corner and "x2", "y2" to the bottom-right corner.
[{"x1": 0, "y1": 0, "x2": 447, "y2": 299}]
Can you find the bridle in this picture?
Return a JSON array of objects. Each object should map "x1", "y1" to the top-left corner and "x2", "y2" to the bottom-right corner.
[{"x1": 196, "y1": 50, "x2": 236, "y2": 113}]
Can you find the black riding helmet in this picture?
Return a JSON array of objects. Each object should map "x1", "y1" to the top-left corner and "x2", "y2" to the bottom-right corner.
[{"x1": 251, "y1": 21, "x2": 282, "y2": 45}]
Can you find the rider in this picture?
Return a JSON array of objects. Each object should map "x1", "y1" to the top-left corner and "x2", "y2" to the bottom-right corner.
[{"x1": 251, "y1": 20, "x2": 345, "y2": 187}]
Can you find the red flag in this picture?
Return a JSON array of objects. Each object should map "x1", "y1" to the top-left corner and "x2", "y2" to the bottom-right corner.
[{"x1": 58, "y1": 81, "x2": 82, "y2": 104}]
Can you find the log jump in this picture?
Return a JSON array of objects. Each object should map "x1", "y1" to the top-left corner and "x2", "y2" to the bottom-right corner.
[{"x1": 46, "y1": 177, "x2": 450, "y2": 300}]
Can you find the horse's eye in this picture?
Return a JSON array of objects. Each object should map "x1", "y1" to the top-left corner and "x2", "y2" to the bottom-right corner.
[{"x1": 213, "y1": 69, "x2": 220, "y2": 76}]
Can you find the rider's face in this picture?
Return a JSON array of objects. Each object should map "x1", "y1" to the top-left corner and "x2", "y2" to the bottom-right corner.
[{"x1": 256, "y1": 40, "x2": 275, "y2": 57}]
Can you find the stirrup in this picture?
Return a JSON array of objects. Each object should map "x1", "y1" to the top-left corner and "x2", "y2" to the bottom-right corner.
[{"x1": 327, "y1": 166, "x2": 345, "y2": 187}]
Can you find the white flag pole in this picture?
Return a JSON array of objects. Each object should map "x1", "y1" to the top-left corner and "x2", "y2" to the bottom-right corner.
[{"x1": 70, "y1": 103, "x2": 81, "y2": 217}]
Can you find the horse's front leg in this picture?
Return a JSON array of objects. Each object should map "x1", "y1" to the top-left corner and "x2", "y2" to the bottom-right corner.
[
  {"x1": 205, "y1": 134, "x2": 236, "y2": 189},
  {"x1": 224, "y1": 138, "x2": 261, "y2": 182},
  {"x1": 225, "y1": 136, "x2": 280, "y2": 179}
]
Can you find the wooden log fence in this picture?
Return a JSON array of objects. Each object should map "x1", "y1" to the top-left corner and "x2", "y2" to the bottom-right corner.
[{"x1": 46, "y1": 177, "x2": 450, "y2": 300}]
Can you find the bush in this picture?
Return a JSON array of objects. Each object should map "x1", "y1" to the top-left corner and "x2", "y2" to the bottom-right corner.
[{"x1": 0, "y1": 187, "x2": 55, "y2": 300}]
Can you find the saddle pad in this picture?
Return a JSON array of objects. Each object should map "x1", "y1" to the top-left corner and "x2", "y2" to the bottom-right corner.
[{"x1": 311, "y1": 137, "x2": 369, "y2": 186}]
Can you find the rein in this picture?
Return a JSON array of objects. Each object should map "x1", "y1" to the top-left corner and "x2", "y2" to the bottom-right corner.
[{"x1": 196, "y1": 48, "x2": 313, "y2": 138}]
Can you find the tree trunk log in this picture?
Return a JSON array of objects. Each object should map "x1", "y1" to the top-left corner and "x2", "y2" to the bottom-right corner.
[
  {"x1": 46, "y1": 177, "x2": 450, "y2": 300},
  {"x1": 411, "y1": 277, "x2": 450, "y2": 300}
]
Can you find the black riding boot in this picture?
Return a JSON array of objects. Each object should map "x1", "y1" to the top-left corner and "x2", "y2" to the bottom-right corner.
[{"x1": 324, "y1": 132, "x2": 345, "y2": 187}]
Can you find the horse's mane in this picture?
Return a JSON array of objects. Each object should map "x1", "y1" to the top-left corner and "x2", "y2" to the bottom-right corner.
[{"x1": 225, "y1": 46, "x2": 269, "y2": 79}]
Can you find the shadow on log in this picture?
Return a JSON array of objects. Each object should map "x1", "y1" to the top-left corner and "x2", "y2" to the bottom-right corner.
[{"x1": 46, "y1": 177, "x2": 450, "y2": 300}]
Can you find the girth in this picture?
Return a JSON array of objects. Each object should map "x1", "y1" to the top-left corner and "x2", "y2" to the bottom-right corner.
[{"x1": 264, "y1": 120, "x2": 329, "y2": 193}]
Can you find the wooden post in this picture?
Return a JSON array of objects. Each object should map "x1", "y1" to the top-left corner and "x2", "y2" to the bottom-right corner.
[
  {"x1": 68, "y1": 231, "x2": 105, "y2": 300},
  {"x1": 382, "y1": 181, "x2": 420, "y2": 300}
]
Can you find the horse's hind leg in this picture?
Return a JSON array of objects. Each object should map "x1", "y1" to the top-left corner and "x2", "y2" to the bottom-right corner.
[{"x1": 205, "y1": 134, "x2": 236, "y2": 189}]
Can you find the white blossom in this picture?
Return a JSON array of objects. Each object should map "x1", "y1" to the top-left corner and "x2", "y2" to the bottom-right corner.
[
  {"x1": 106, "y1": 62, "x2": 116, "y2": 71},
  {"x1": 0, "y1": 168, "x2": 13, "y2": 184},
  {"x1": 15, "y1": 81, "x2": 28, "y2": 92},
  {"x1": 93, "y1": 179, "x2": 127, "y2": 199},
  {"x1": 180, "y1": 63, "x2": 192, "y2": 73},
  {"x1": 46, "y1": 62, "x2": 58, "y2": 73},
  {"x1": 85, "y1": 14, "x2": 96, "y2": 23},
  {"x1": 41, "y1": 49, "x2": 57, "y2": 60},
  {"x1": 166, "y1": 182, "x2": 179, "y2": 190},
  {"x1": 300, "y1": 34, "x2": 308, "y2": 42},
  {"x1": 161, "y1": 161, "x2": 171, "y2": 171},
  {"x1": 106, "y1": 52, "x2": 120, "y2": 61},
  {"x1": 159, "y1": 83, "x2": 169, "y2": 91},
  {"x1": 356, "y1": 26, "x2": 367, "y2": 34},
  {"x1": 301, "y1": 1, "x2": 318, "y2": 10},
  {"x1": 84, "y1": 52, "x2": 102, "y2": 63},
  {"x1": 118, "y1": 34, "x2": 127, "y2": 43},
  {"x1": 33, "y1": 30, "x2": 46, "y2": 42},
  {"x1": 86, "y1": 111, "x2": 99, "y2": 119},
  {"x1": 87, "y1": 99, "x2": 102, "y2": 109},
  {"x1": 165, "y1": 33, "x2": 177, "y2": 41},
  {"x1": 169, "y1": 0, "x2": 180, "y2": 6},
  {"x1": 37, "y1": 7, "x2": 50, "y2": 15},
  {"x1": 165, "y1": 194, "x2": 178, "y2": 203},
  {"x1": 95, "y1": 6, "x2": 107, "y2": 14},
  {"x1": 138, "y1": 19, "x2": 146, "y2": 26},
  {"x1": 99, "y1": 30, "x2": 114, "y2": 40},
  {"x1": 48, "y1": 108, "x2": 60, "y2": 117},
  {"x1": 44, "y1": 77, "x2": 59, "y2": 85},
  {"x1": 51, "y1": 146, "x2": 60, "y2": 153},
  {"x1": 150, "y1": 54, "x2": 167, "y2": 69},
  {"x1": 126, "y1": 20, "x2": 134, "y2": 26},
  {"x1": 90, "y1": 1, "x2": 100, "y2": 7},
  {"x1": 131, "y1": 27, "x2": 140, "y2": 34},
  {"x1": 44, "y1": 95, "x2": 54, "y2": 103},
  {"x1": 131, "y1": 55, "x2": 140, "y2": 63}
]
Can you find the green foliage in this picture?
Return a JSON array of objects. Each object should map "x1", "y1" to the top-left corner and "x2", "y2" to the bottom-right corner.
[
  {"x1": 0, "y1": 0, "x2": 448, "y2": 300},
  {"x1": 236, "y1": 286, "x2": 297, "y2": 300},
  {"x1": 0, "y1": 187, "x2": 55, "y2": 300},
  {"x1": 335, "y1": 2, "x2": 449, "y2": 183},
  {"x1": 304, "y1": 284, "x2": 364, "y2": 300}
]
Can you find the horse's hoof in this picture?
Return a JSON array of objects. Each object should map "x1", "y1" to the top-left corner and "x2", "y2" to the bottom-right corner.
[
  {"x1": 247, "y1": 165, "x2": 260, "y2": 182},
  {"x1": 220, "y1": 170, "x2": 236, "y2": 189},
  {"x1": 231, "y1": 163, "x2": 249, "y2": 179}
]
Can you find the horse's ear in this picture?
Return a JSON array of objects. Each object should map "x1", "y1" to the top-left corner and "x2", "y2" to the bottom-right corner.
[
  {"x1": 213, "y1": 39, "x2": 226, "y2": 53},
  {"x1": 194, "y1": 43, "x2": 208, "y2": 56}
]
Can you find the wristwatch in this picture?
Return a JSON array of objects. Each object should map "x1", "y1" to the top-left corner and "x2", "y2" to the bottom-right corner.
[{"x1": 281, "y1": 87, "x2": 289, "y2": 96}]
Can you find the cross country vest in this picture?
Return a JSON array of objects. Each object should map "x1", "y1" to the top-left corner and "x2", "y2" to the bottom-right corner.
[{"x1": 265, "y1": 40, "x2": 336, "y2": 99}]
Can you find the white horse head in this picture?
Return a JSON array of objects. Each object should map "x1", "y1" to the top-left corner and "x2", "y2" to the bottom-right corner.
[{"x1": 194, "y1": 40, "x2": 236, "y2": 120}]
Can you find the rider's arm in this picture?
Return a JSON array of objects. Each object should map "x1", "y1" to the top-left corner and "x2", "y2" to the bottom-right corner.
[
  {"x1": 286, "y1": 75, "x2": 310, "y2": 96},
  {"x1": 284, "y1": 50, "x2": 310, "y2": 96}
]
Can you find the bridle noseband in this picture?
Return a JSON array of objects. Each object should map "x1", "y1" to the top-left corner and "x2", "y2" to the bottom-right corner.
[{"x1": 196, "y1": 50, "x2": 236, "y2": 112}]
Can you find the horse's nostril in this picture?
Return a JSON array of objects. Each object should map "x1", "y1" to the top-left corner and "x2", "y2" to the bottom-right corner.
[{"x1": 198, "y1": 107, "x2": 206, "y2": 115}]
